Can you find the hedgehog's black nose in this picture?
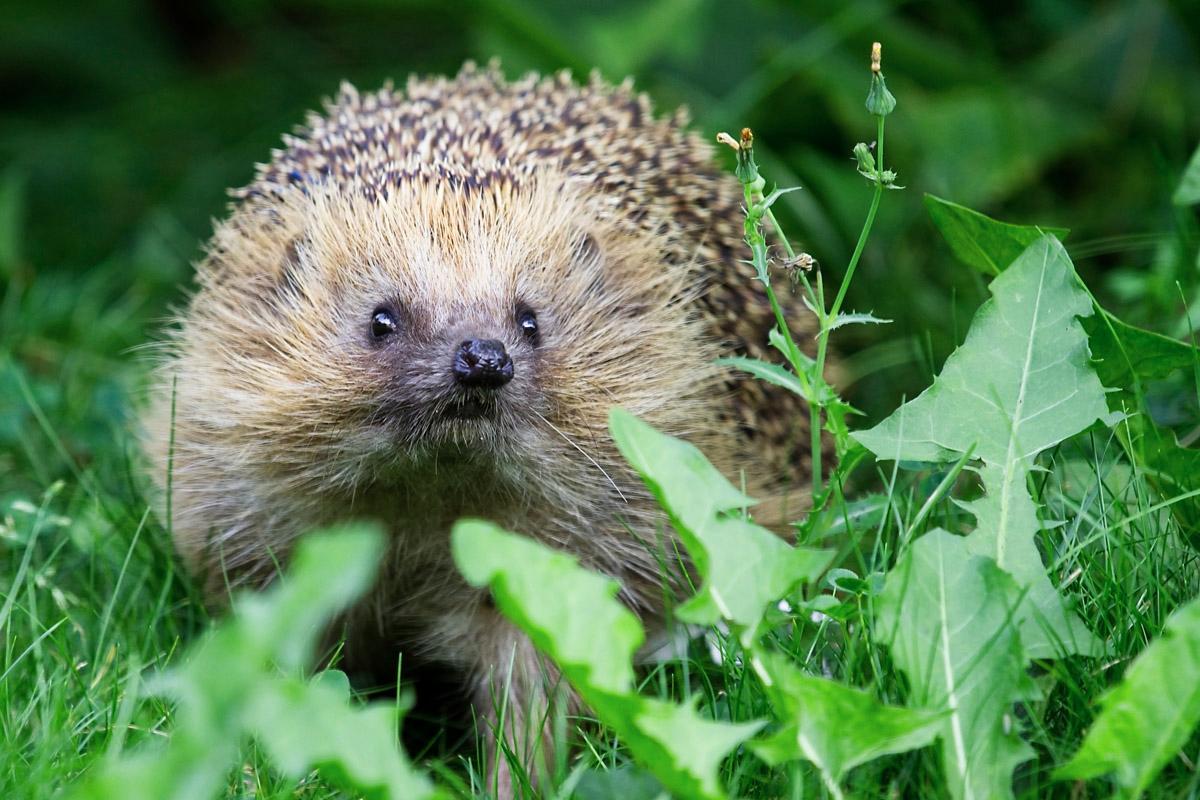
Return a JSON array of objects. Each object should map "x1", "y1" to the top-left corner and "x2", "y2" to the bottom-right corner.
[{"x1": 453, "y1": 339, "x2": 513, "y2": 389}]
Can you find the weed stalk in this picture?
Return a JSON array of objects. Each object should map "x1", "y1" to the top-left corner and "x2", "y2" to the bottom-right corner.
[{"x1": 719, "y1": 42, "x2": 898, "y2": 499}]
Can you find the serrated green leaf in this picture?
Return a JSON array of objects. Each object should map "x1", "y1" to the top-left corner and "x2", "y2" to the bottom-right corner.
[
  {"x1": 68, "y1": 525, "x2": 441, "y2": 800},
  {"x1": 824, "y1": 310, "x2": 892, "y2": 334},
  {"x1": 750, "y1": 652, "x2": 944, "y2": 785},
  {"x1": 451, "y1": 520, "x2": 761, "y2": 800},
  {"x1": 249, "y1": 673, "x2": 438, "y2": 800},
  {"x1": 855, "y1": 236, "x2": 1111, "y2": 657},
  {"x1": 876, "y1": 530, "x2": 1038, "y2": 800},
  {"x1": 609, "y1": 408, "x2": 833, "y2": 640},
  {"x1": 925, "y1": 194, "x2": 1069, "y2": 276},
  {"x1": 926, "y1": 193, "x2": 1200, "y2": 550},
  {"x1": 1173, "y1": 142, "x2": 1200, "y2": 206},
  {"x1": 1056, "y1": 596, "x2": 1200, "y2": 797}
]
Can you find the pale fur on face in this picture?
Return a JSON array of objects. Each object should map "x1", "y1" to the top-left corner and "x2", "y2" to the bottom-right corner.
[{"x1": 143, "y1": 173, "x2": 733, "y2": 588}]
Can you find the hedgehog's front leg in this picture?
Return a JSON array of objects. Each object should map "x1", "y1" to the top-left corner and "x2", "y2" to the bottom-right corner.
[{"x1": 465, "y1": 609, "x2": 569, "y2": 800}]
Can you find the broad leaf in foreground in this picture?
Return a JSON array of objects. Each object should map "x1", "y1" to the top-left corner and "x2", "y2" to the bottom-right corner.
[
  {"x1": 876, "y1": 529, "x2": 1038, "y2": 800},
  {"x1": 69, "y1": 526, "x2": 443, "y2": 800},
  {"x1": 609, "y1": 408, "x2": 833, "y2": 641},
  {"x1": 927, "y1": 192, "x2": 1200, "y2": 548},
  {"x1": 452, "y1": 519, "x2": 761, "y2": 800},
  {"x1": 855, "y1": 235, "x2": 1113, "y2": 656},
  {"x1": 249, "y1": 672, "x2": 433, "y2": 800},
  {"x1": 750, "y1": 651, "x2": 944, "y2": 792},
  {"x1": 1056, "y1": 596, "x2": 1200, "y2": 797}
]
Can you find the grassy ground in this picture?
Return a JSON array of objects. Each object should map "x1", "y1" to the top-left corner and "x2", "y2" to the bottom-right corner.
[{"x1": 4, "y1": 1, "x2": 1200, "y2": 797}]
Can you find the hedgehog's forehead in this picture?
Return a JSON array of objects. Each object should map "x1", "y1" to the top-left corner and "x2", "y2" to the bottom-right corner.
[
  {"x1": 293, "y1": 179, "x2": 589, "y2": 303},
  {"x1": 299, "y1": 173, "x2": 587, "y2": 238}
]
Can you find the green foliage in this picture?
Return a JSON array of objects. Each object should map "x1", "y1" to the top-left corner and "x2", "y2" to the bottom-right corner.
[
  {"x1": 609, "y1": 408, "x2": 833, "y2": 643},
  {"x1": 877, "y1": 530, "x2": 1038, "y2": 800},
  {"x1": 68, "y1": 526, "x2": 442, "y2": 800},
  {"x1": 0, "y1": 168, "x2": 22, "y2": 278},
  {"x1": 924, "y1": 194, "x2": 1068, "y2": 276},
  {"x1": 717, "y1": 356, "x2": 812, "y2": 403},
  {"x1": 855, "y1": 235, "x2": 1112, "y2": 657},
  {"x1": 751, "y1": 652, "x2": 944, "y2": 788},
  {"x1": 1173, "y1": 143, "x2": 1200, "y2": 206},
  {"x1": 5, "y1": 8, "x2": 1200, "y2": 798},
  {"x1": 925, "y1": 192, "x2": 1200, "y2": 549},
  {"x1": 451, "y1": 519, "x2": 761, "y2": 800},
  {"x1": 1056, "y1": 595, "x2": 1200, "y2": 797}
]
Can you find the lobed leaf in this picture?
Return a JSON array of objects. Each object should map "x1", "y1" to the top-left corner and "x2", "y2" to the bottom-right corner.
[
  {"x1": 453, "y1": 518, "x2": 641, "y2": 694},
  {"x1": 876, "y1": 529, "x2": 1038, "y2": 800},
  {"x1": 609, "y1": 408, "x2": 833, "y2": 641},
  {"x1": 926, "y1": 192, "x2": 1200, "y2": 548},
  {"x1": 1081, "y1": 311, "x2": 1197, "y2": 391},
  {"x1": 1056, "y1": 596, "x2": 1200, "y2": 797},
  {"x1": 249, "y1": 673, "x2": 434, "y2": 800},
  {"x1": 750, "y1": 651, "x2": 944, "y2": 785},
  {"x1": 964, "y1": 465, "x2": 1101, "y2": 658},
  {"x1": 924, "y1": 194, "x2": 1068, "y2": 276},
  {"x1": 69, "y1": 526, "x2": 442, "y2": 800},
  {"x1": 452, "y1": 519, "x2": 762, "y2": 800},
  {"x1": 855, "y1": 235, "x2": 1112, "y2": 657}
]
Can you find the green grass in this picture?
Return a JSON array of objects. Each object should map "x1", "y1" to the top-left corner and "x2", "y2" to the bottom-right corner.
[
  {"x1": 5, "y1": 242, "x2": 1200, "y2": 798},
  {"x1": 5, "y1": 2, "x2": 1200, "y2": 797},
  {"x1": 2, "y1": 356, "x2": 1199, "y2": 798}
]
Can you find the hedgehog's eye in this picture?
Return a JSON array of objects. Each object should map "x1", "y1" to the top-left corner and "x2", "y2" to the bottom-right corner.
[
  {"x1": 517, "y1": 308, "x2": 540, "y2": 344},
  {"x1": 371, "y1": 308, "x2": 399, "y2": 339}
]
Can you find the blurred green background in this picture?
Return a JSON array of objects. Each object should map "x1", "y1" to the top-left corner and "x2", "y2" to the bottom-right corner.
[{"x1": 3, "y1": 0, "x2": 1200, "y2": 500}]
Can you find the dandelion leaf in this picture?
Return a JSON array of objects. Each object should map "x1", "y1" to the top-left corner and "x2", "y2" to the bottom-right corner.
[
  {"x1": 69, "y1": 526, "x2": 443, "y2": 800},
  {"x1": 750, "y1": 651, "x2": 944, "y2": 784},
  {"x1": 928, "y1": 192, "x2": 1200, "y2": 550},
  {"x1": 1057, "y1": 596, "x2": 1200, "y2": 797},
  {"x1": 452, "y1": 520, "x2": 761, "y2": 800},
  {"x1": 855, "y1": 236, "x2": 1113, "y2": 657},
  {"x1": 924, "y1": 193, "x2": 1068, "y2": 276},
  {"x1": 876, "y1": 529, "x2": 1038, "y2": 800},
  {"x1": 609, "y1": 408, "x2": 833, "y2": 640}
]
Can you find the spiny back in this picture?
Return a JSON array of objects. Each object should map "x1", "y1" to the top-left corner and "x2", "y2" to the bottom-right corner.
[{"x1": 237, "y1": 63, "x2": 712, "y2": 217}]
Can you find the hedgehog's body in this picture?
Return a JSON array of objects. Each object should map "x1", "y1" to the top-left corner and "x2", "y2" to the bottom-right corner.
[{"x1": 143, "y1": 64, "x2": 815, "y2": 789}]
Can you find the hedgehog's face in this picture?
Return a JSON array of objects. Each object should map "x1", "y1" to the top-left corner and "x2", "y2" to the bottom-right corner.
[
  {"x1": 353, "y1": 279, "x2": 552, "y2": 456},
  {"x1": 190, "y1": 180, "x2": 719, "y2": 500}
]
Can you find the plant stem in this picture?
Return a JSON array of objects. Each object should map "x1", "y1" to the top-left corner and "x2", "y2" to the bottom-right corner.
[
  {"x1": 765, "y1": 207, "x2": 797, "y2": 260},
  {"x1": 828, "y1": 114, "x2": 885, "y2": 322},
  {"x1": 744, "y1": 183, "x2": 807, "y2": 374},
  {"x1": 809, "y1": 113, "x2": 887, "y2": 493}
]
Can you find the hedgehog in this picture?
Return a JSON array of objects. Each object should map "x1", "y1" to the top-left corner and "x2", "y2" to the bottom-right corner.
[{"x1": 142, "y1": 62, "x2": 818, "y2": 792}]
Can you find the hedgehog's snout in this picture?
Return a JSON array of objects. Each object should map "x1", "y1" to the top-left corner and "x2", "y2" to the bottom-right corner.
[{"x1": 452, "y1": 338, "x2": 513, "y2": 390}]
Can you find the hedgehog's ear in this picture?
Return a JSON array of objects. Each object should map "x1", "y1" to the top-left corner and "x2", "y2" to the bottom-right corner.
[
  {"x1": 273, "y1": 235, "x2": 308, "y2": 302},
  {"x1": 569, "y1": 229, "x2": 608, "y2": 297},
  {"x1": 570, "y1": 227, "x2": 658, "y2": 321},
  {"x1": 572, "y1": 230, "x2": 601, "y2": 266}
]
